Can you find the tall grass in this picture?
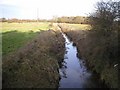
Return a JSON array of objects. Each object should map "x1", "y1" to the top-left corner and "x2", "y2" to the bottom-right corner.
[{"x1": 2, "y1": 29, "x2": 65, "y2": 88}]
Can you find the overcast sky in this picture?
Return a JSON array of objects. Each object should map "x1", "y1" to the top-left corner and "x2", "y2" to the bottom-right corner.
[{"x1": 0, "y1": 0, "x2": 102, "y2": 19}]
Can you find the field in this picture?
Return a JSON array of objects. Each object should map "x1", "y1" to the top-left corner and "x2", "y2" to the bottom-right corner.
[
  {"x1": 2, "y1": 28, "x2": 65, "y2": 88},
  {"x1": 2, "y1": 22, "x2": 118, "y2": 88},
  {"x1": 2, "y1": 22, "x2": 89, "y2": 56},
  {"x1": 1, "y1": 22, "x2": 51, "y2": 56},
  {"x1": 1, "y1": 22, "x2": 50, "y2": 32},
  {"x1": 64, "y1": 23, "x2": 91, "y2": 30},
  {"x1": 2, "y1": 0, "x2": 119, "y2": 88},
  {"x1": 2, "y1": 22, "x2": 90, "y2": 88}
]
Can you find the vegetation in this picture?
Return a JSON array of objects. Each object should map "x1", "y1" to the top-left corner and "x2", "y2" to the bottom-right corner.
[
  {"x1": 57, "y1": 16, "x2": 89, "y2": 24},
  {"x1": 59, "y1": 23, "x2": 90, "y2": 30},
  {"x1": 0, "y1": 18, "x2": 48, "y2": 23},
  {"x1": 1, "y1": 22, "x2": 50, "y2": 32},
  {"x1": 2, "y1": 0, "x2": 119, "y2": 88},
  {"x1": 88, "y1": 1, "x2": 119, "y2": 88},
  {"x1": 59, "y1": 0, "x2": 119, "y2": 88},
  {"x1": 1, "y1": 22, "x2": 50, "y2": 55},
  {"x1": 0, "y1": 16, "x2": 89, "y2": 24},
  {"x1": 2, "y1": 24, "x2": 65, "y2": 88}
]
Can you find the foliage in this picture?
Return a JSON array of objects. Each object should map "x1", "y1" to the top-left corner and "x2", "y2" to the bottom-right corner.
[
  {"x1": 87, "y1": 1, "x2": 119, "y2": 88},
  {"x1": 89, "y1": 0, "x2": 119, "y2": 65},
  {"x1": 89, "y1": 1, "x2": 119, "y2": 34}
]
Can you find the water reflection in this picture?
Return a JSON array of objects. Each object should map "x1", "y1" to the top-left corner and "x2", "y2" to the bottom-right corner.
[{"x1": 59, "y1": 33, "x2": 103, "y2": 88}]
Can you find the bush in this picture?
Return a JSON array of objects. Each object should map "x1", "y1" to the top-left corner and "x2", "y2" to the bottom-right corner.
[{"x1": 88, "y1": 0, "x2": 119, "y2": 88}]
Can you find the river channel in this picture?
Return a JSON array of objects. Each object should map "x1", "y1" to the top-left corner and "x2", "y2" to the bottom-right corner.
[{"x1": 58, "y1": 31, "x2": 105, "y2": 88}]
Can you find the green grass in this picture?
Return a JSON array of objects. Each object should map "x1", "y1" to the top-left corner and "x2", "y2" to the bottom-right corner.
[{"x1": 2, "y1": 22, "x2": 51, "y2": 56}]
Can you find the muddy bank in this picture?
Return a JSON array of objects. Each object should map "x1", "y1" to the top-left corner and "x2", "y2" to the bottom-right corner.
[
  {"x1": 2, "y1": 29, "x2": 65, "y2": 88},
  {"x1": 58, "y1": 23, "x2": 118, "y2": 89}
]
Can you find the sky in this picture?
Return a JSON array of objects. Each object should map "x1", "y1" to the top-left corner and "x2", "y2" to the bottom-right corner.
[{"x1": 0, "y1": 0, "x2": 102, "y2": 19}]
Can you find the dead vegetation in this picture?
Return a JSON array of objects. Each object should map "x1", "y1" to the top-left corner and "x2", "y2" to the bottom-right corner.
[
  {"x1": 2, "y1": 29, "x2": 65, "y2": 88},
  {"x1": 59, "y1": 22, "x2": 118, "y2": 88},
  {"x1": 58, "y1": 1, "x2": 119, "y2": 88}
]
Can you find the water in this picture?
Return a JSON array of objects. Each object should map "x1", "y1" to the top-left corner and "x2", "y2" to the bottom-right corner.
[{"x1": 58, "y1": 32, "x2": 102, "y2": 88}]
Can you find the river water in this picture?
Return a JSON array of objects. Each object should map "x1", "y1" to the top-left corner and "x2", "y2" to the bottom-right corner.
[{"x1": 58, "y1": 32, "x2": 103, "y2": 88}]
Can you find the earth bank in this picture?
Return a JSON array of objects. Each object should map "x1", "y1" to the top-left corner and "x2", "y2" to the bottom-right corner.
[
  {"x1": 2, "y1": 27, "x2": 65, "y2": 88},
  {"x1": 58, "y1": 23, "x2": 118, "y2": 89}
]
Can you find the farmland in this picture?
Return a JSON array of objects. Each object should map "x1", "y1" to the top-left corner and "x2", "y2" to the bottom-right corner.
[
  {"x1": 2, "y1": 22, "x2": 65, "y2": 88},
  {"x1": 2, "y1": 22, "x2": 50, "y2": 55},
  {"x1": 1, "y1": 0, "x2": 119, "y2": 89},
  {"x1": 2, "y1": 22, "x2": 90, "y2": 88},
  {"x1": 2, "y1": 22, "x2": 88, "y2": 56},
  {"x1": 2, "y1": 21, "x2": 119, "y2": 88}
]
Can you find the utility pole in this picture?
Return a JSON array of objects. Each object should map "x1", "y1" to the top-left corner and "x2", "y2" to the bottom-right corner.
[{"x1": 37, "y1": 8, "x2": 39, "y2": 22}]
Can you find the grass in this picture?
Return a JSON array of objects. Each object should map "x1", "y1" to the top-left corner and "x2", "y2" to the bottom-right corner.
[
  {"x1": 2, "y1": 31, "x2": 38, "y2": 55},
  {"x1": 2, "y1": 22, "x2": 90, "y2": 88},
  {"x1": 1, "y1": 22, "x2": 50, "y2": 33},
  {"x1": 2, "y1": 22, "x2": 51, "y2": 56},
  {"x1": 63, "y1": 23, "x2": 91, "y2": 30},
  {"x1": 2, "y1": 29, "x2": 65, "y2": 88},
  {"x1": 60, "y1": 24, "x2": 118, "y2": 88},
  {"x1": 2, "y1": 22, "x2": 89, "y2": 56},
  {"x1": 2, "y1": 22, "x2": 65, "y2": 88}
]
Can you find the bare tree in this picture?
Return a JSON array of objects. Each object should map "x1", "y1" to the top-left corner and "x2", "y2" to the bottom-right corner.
[{"x1": 90, "y1": 0, "x2": 120, "y2": 35}]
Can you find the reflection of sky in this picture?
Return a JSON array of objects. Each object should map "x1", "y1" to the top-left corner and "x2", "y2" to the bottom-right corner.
[
  {"x1": 59, "y1": 33, "x2": 93, "y2": 88},
  {"x1": 0, "y1": 0, "x2": 101, "y2": 19}
]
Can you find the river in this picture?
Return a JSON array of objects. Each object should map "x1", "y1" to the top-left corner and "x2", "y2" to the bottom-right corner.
[{"x1": 58, "y1": 31, "x2": 104, "y2": 88}]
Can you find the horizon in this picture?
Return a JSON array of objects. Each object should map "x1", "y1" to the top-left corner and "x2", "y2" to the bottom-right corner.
[
  {"x1": 0, "y1": 15, "x2": 89, "y2": 20},
  {"x1": 0, "y1": 0, "x2": 106, "y2": 19}
]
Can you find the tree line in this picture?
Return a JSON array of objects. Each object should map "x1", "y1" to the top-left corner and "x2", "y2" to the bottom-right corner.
[{"x1": 0, "y1": 16, "x2": 89, "y2": 24}]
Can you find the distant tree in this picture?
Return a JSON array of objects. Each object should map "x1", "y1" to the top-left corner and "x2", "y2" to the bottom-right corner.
[
  {"x1": 0, "y1": 18, "x2": 7, "y2": 22},
  {"x1": 56, "y1": 16, "x2": 89, "y2": 24}
]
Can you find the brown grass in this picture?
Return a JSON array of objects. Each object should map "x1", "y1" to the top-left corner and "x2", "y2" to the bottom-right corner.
[
  {"x1": 2, "y1": 29, "x2": 65, "y2": 88},
  {"x1": 58, "y1": 23, "x2": 118, "y2": 88}
]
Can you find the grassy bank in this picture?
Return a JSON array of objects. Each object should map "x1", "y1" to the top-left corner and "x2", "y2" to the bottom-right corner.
[
  {"x1": 2, "y1": 22, "x2": 65, "y2": 88},
  {"x1": 1, "y1": 22, "x2": 51, "y2": 56},
  {"x1": 59, "y1": 23, "x2": 118, "y2": 88}
]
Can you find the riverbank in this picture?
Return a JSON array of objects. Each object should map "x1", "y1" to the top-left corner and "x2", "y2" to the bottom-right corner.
[
  {"x1": 59, "y1": 29, "x2": 106, "y2": 88},
  {"x1": 58, "y1": 23, "x2": 118, "y2": 89},
  {"x1": 2, "y1": 28, "x2": 65, "y2": 88}
]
